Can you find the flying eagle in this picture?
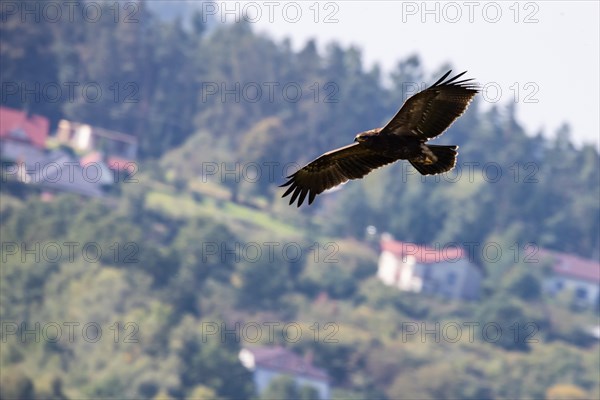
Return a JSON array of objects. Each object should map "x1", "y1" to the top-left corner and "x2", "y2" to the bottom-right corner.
[{"x1": 280, "y1": 70, "x2": 479, "y2": 207}]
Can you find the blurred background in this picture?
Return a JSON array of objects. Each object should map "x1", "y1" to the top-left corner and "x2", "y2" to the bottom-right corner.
[{"x1": 1, "y1": 1, "x2": 599, "y2": 399}]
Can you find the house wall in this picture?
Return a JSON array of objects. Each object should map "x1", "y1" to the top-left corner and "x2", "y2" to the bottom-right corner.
[
  {"x1": 295, "y1": 375, "x2": 330, "y2": 400},
  {"x1": 377, "y1": 251, "x2": 423, "y2": 292},
  {"x1": 377, "y1": 251, "x2": 481, "y2": 300},
  {"x1": 0, "y1": 140, "x2": 45, "y2": 165},
  {"x1": 56, "y1": 120, "x2": 138, "y2": 159},
  {"x1": 461, "y1": 263, "x2": 483, "y2": 300},
  {"x1": 377, "y1": 251, "x2": 399, "y2": 286},
  {"x1": 545, "y1": 276, "x2": 600, "y2": 307},
  {"x1": 418, "y1": 259, "x2": 482, "y2": 300},
  {"x1": 253, "y1": 368, "x2": 329, "y2": 399}
]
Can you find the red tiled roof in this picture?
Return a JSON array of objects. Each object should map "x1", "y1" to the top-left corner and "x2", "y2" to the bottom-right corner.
[
  {"x1": 0, "y1": 106, "x2": 49, "y2": 148},
  {"x1": 245, "y1": 346, "x2": 328, "y2": 381},
  {"x1": 381, "y1": 238, "x2": 465, "y2": 264},
  {"x1": 541, "y1": 250, "x2": 600, "y2": 283}
]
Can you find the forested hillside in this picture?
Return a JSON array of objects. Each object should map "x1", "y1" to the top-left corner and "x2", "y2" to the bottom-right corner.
[{"x1": 1, "y1": 1, "x2": 599, "y2": 399}]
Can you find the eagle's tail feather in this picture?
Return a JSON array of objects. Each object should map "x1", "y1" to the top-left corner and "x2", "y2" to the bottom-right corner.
[{"x1": 410, "y1": 145, "x2": 458, "y2": 175}]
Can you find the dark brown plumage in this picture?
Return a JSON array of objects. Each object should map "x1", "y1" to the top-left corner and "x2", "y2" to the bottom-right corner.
[{"x1": 280, "y1": 70, "x2": 479, "y2": 207}]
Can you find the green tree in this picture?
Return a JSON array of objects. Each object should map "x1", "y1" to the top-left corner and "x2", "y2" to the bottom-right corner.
[
  {"x1": 173, "y1": 317, "x2": 254, "y2": 399},
  {"x1": 261, "y1": 375, "x2": 298, "y2": 400},
  {"x1": 0, "y1": 370, "x2": 35, "y2": 400}
]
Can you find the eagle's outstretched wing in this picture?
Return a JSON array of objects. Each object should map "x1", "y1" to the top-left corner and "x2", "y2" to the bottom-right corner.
[
  {"x1": 280, "y1": 143, "x2": 397, "y2": 207},
  {"x1": 380, "y1": 70, "x2": 479, "y2": 139},
  {"x1": 280, "y1": 71, "x2": 479, "y2": 207}
]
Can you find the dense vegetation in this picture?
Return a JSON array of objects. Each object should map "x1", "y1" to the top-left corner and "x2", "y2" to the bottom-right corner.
[{"x1": 1, "y1": 1, "x2": 599, "y2": 399}]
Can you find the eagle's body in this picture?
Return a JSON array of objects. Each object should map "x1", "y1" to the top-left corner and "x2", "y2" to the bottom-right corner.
[
  {"x1": 354, "y1": 129, "x2": 427, "y2": 158},
  {"x1": 281, "y1": 70, "x2": 479, "y2": 207}
]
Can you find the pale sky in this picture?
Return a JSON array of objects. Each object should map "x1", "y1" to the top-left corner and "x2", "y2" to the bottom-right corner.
[{"x1": 232, "y1": 0, "x2": 600, "y2": 148}]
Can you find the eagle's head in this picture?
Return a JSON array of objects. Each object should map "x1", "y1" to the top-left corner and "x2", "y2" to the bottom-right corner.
[{"x1": 354, "y1": 129, "x2": 380, "y2": 143}]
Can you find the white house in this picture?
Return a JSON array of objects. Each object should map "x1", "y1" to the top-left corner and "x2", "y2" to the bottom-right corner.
[
  {"x1": 542, "y1": 250, "x2": 600, "y2": 308},
  {"x1": 239, "y1": 346, "x2": 330, "y2": 399},
  {"x1": 377, "y1": 235, "x2": 482, "y2": 300},
  {"x1": 55, "y1": 119, "x2": 138, "y2": 161}
]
